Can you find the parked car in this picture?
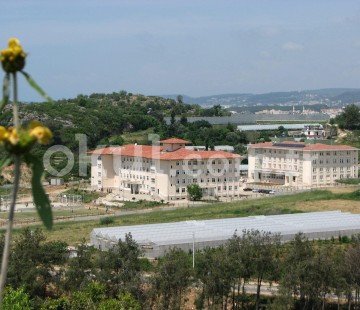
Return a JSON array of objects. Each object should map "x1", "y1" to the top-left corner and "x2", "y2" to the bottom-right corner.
[
  {"x1": 252, "y1": 189, "x2": 259, "y2": 193},
  {"x1": 243, "y1": 187, "x2": 253, "y2": 191},
  {"x1": 259, "y1": 189, "x2": 271, "y2": 194},
  {"x1": 269, "y1": 190, "x2": 276, "y2": 194}
]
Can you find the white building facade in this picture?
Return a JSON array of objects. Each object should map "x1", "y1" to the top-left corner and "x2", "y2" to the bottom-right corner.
[
  {"x1": 90, "y1": 138, "x2": 242, "y2": 200},
  {"x1": 247, "y1": 141, "x2": 358, "y2": 186}
]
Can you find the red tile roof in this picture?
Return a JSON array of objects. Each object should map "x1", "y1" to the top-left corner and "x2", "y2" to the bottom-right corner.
[
  {"x1": 159, "y1": 138, "x2": 192, "y2": 144},
  {"x1": 89, "y1": 144, "x2": 240, "y2": 160},
  {"x1": 248, "y1": 141, "x2": 358, "y2": 151}
]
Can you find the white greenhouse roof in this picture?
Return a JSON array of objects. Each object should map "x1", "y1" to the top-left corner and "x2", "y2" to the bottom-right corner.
[
  {"x1": 91, "y1": 211, "x2": 360, "y2": 248},
  {"x1": 237, "y1": 123, "x2": 321, "y2": 131}
]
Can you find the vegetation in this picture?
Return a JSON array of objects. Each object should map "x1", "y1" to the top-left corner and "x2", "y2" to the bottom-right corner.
[
  {"x1": 62, "y1": 188, "x2": 104, "y2": 204},
  {"x1": 99, "y1": 217, "x2": 114, "y2": 225},
  {"x1": 3, "y1": 227, "x2": 360, "y2": 309},
  {"x1": 336, "y1": 178, "x2": 360, "y2": 185},
  {"x1": 0, "y1": 188, "x2": 352, "y2": 245},
  {"x1": 187, "y1": 184, "x2": 203, "y2": 201},
  {"x1": 335, "y1": 104, "x2": 360, "y2": 130}
]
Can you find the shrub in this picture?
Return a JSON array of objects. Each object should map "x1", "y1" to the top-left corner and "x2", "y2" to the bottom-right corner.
[{"x1": 99, "y1": 217, "x2": 114, "y2": 225}]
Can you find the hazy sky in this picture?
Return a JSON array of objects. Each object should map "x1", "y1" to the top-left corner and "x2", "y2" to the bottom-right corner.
[{"x1": 2, "y1": 0, "x2": 360, "y2": 102}]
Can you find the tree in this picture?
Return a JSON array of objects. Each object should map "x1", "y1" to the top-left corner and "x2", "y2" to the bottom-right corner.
[
  {"x1": 6, "y1": 228, "x2": 68, "y2": 299},
  {"x1": 95, "y1": 233, "x2": 143, "y2": 300},
  {"x1": 242, "y1": 230, "x2": 281, "y2": 310},
  {"x1": 195, "y1": 247, "x2": 233, "y2": 309},
  {"x1": 280, "y1": 233, "x2": 315, "y2": 309},
  {"x1": 151, "y1": 248, "x2": 192, "y2": 309},
  {"x1": 63, "y1": 241, "x2": 94, "y2": 292},
  {"x1": 2, "y1": 287, "x2": 32, "y2": 310},
  {"x1": 187, "y1": 184, "x2": 202, "y2": 201},
  {"x1": 177, "y1": 95, "x2": 183, "y2": 104},
  {"x1": 336, "y1": 104, "x2": 360, "y2": 130}
]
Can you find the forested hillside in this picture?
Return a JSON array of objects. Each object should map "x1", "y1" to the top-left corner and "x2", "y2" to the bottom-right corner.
[{"x1": 0, "y1": 91, "x2": 231, "y2": 152}]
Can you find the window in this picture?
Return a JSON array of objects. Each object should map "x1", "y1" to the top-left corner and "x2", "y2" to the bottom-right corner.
[
  {"x1": 98, "y1": 172, "x2": 101, "y2": 176},
  {"x1": 182, "y1": 188, "x2": 186, "y2": 193},
  {"x1": 98, "y1": 180, "x2": 101, "y2": 185},
  {"x1": 97, "y1": 164, "x2": 101, "y2": 168}
]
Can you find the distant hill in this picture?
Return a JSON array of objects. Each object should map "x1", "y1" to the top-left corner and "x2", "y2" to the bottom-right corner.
[{"x1": 162, "y1": 88, "x2": 360, "y2": 107}]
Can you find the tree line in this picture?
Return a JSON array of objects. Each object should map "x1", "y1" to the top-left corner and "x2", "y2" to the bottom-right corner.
[{"x1": 2, "y1": 227, "x2": 360, "y2": 309}]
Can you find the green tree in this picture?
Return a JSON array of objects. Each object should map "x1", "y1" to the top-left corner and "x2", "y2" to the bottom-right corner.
[
  {"x1": 280, "y1": 233, "x2": 315, "y2": 309},
  {"x1": 187, "y1": 184, "x2": 202, "y2": 201},
  {"x1": 176, "y1": 95, "x2": 183, "y2": 104},
  {"x1": 6, "y1": 228, "x2": 67, "y2": 299},
  {"x1": 195, "y1": 246, "x2": 233, "y2": 309},
  {"x1": 2, "y1": 287, "x2": 32, "y2": 310},
  {"x1": 151, "y1": 248, "x2": 192, "y2": 309},
  {"x1": 95, "y1": 234, "x2": 143, "y2": 300},
  {"x1": 63, "y1": 241, "x2": 93, "y2": 292},
  {"x1": 336, "y1": 104, "x2": 360, "y2": 130}
]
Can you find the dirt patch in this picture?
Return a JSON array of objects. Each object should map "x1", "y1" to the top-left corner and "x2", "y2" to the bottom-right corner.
[
  {"x1": 294, "y1": 199, "x2": 360, "y2": 213},
  {"x1": 327, "y1": 186, "x2": 360, "y2": 194}
]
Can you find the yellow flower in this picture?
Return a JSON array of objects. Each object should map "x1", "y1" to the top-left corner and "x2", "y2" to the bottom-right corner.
[
  {"x1": 1, "y1": 38, "x2": 26, "y2": 73},
  {"x1": 30, "y1": 125, "x2": 53, "y2": 145},
  {"x1": 0, "y1": 126, "x2": 8, "y2": 142},
  {"x1": 8, "y1": 127, "x2": 19, "y2": 145},
  {"x1": 8, "y1": 38, "x2": 20, "y2": 49},
  {"x1": 28, "y1": 120, "x2": 43, "y2": 130}
]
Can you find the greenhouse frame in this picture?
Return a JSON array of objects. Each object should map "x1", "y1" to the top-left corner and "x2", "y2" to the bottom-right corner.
[{"x1": 90, "y1": 211, "x2": 360, "y2": 258}]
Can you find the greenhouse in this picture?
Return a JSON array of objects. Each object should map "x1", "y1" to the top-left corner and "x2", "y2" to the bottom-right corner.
[{"x1": 90, "y1": 211, "x2": 360, "y2": 258}]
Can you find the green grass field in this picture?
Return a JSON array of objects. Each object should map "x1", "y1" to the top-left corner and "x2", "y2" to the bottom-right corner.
[
  {"x1": 2, "y1": 187, "x2": 357, "y2": 245},
  {"x1": 121, "y1": 128, "x2": 154, "y2": 144}
]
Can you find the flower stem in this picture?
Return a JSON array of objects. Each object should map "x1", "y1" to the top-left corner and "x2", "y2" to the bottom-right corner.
[
  {"x1": 12, "y1": 73, "x2": 19, "y2": 131},
  {"x1": 0, "y1": 155, "x2": 21, "y2": 308}
]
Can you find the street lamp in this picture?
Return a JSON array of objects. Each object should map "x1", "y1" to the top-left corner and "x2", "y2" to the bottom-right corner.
[{"x1": 192, "y1": 232, "x2": 195, "y2": 269}]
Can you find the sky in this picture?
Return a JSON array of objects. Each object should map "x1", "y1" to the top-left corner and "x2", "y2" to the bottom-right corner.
[{"x1": 2, "y1": 0, "x2": 360, "y2": 102}]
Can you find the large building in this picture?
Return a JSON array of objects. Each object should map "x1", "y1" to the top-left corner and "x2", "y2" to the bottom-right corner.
[
  {"x1": 247, "y1": 141, "x2": 358, "y2": 186},
  {"x1": 90, "y1": 138, "x2": 242, "y2": 200}
]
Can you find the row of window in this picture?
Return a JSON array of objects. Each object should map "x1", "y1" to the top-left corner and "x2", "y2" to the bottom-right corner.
[
  {"x1": 262, "y1": 164, "x2": 299, "y2": 171},
  {"x1": 312, "y1": 174, "x2": 355, "y2": 180},
  {"x1": 174, "y1": 168, "x2": 238, "y2": 175},
  {"x1": 313, "y1": 167, "x2": 352, "y2": 173},
  {"x1": 313, "y1": 158, "x2": 356, "y2": 165},
  {"x1": 175, "y1": 185, "x2": 238, "y2": 193},
  {"x1": 174, "y1": 176, "x2": 239, "y2": 185},
  {"x1": 318, "y1": 151, "x2": 353, "y2": 156},
  {"x1": 175, "y1": 159, "x2": 234, "y2": 166}
]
